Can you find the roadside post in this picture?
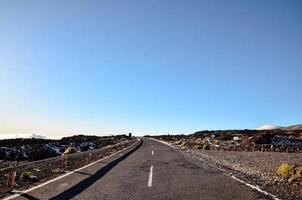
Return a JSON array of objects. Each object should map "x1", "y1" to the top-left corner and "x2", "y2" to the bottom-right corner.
[
  {"x1": 86, "y1": 153, "x2": 92, "y2": 164},
  {"x1": 6, "y1": 162, "x2": 17, "y2": 189},
  {"x1": 63, "y1": 157, "x2": 68, "y2": 169}
]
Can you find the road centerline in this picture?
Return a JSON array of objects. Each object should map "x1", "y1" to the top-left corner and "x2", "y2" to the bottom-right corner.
[
  {"x1": 152, "y1": 150, "x2": 154, "y2": 155},
  {"x1": 148, "y1": 165, "x2": 153, "y2": 187}
]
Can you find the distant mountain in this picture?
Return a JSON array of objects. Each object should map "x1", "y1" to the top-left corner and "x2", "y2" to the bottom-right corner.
[
  {"x1": 256, "y1": 124, "x2": 282, "y2": 130},
  {"x1": 256, "y1": 124, "x2": 302, "y2": 131},
  {"x1": 0, "y1": 133, "x2": 48, "y2": 139},
  {"x1": 282, "y1": 124, "x2": 302, "y2": 131}
]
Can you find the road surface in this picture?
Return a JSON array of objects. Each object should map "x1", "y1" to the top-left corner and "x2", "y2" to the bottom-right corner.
[{"x1": 8, "y1": 138, "x2": 270, "y2": 200}]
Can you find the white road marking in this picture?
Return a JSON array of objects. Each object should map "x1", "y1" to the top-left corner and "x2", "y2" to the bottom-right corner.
[
  {"x1": 152, "y1": 150, "x2": 154, "y2": 155},
  {"x1": 3, "y1": 140, "x2": 139, "y2": 200},
  {"x1": 149, "y1": 138, "x2": 176, "y2": 149},
  {"x1": 229, "y1": 175, "x2": 281, "y2": 200},
  {"x1": 148, "y1": 165, "x2": 153, "y2": 187}
]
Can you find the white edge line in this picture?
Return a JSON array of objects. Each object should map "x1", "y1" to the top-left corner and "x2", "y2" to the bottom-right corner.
[
  {"x1": 229, "y1": 174, "x2": 281, "y2": 200},
  {"x1": 148, "y1": 165, "x2": 153, "y2": 187},
  {"x1": 2, "y1": 139, "x2": 140, "y2": 200},
  {"x1": 148, "y1": 138, "x2": 176, "y2": 149},
  {"x1": 150, "y1": 138, "x2": 281, "y2": 200}
]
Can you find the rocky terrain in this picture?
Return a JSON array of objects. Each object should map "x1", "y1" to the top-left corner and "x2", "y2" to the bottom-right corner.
[
  {"x1": 185, "y1": 149, "x2": 302, "y2": 200},
  {"x1": 150, "y1": 128, "x2": 302, "y2": 153},
  {"x1": 0, "y1": 138, "x2": 137, "y2": 198},
  {"x1": 0, "y1": 134, "x2": 130, "y2": 164},
  {"x1": 148, "y1": 127, "x2": 302, "y2": 200}
]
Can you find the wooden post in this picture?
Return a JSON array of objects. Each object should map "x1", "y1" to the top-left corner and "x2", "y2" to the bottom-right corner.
[
  {"x1": 86, "y1": 154, "x2": 89, "y2": 164},
  {"x1": 86, "y1": 153, "x2": 91, "y2": 164},
  {"x1": 6, "y1": 162, "x2": 17, "y2": 189},
  {"x1": 7, "y1": 170, "x2": 16, "y2": 189},
  {"x1": 89, "y1": 153, "x2": 91, "y2": 163},
  {"x1": 63, "y1": 157, "x2": 68, "y2": 169}
]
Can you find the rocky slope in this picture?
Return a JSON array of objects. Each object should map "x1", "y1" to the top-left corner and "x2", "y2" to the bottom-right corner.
[
  {"x1": 0, "y1": 135, "x2": 129, "y2": 163},
  {"x1": 149, "y1": 129, "x2": 302, "y2": 153},
  {"x1": 282, "y1": 124, "x2": 302, "y2": 131}
]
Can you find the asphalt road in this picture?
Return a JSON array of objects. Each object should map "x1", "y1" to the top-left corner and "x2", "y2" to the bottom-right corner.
[{"x1": 9, "y1": 138, "x2": 270, "y2": 200}]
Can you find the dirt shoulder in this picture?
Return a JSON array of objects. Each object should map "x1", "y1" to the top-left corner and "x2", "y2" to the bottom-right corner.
[{"x1": 185, "y1": 149, "x2": 302, "y2": 200}]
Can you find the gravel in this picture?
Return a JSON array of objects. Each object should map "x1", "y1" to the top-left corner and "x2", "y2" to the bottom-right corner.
[{"x1": 183, "y1": 149, "x2": 302, "y2": 200}]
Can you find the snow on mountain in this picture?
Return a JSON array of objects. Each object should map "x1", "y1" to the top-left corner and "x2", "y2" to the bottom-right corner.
[
  {"x1": 31, "y1": 134, "x2": 47, "y2": 139},
  {"x1": 256, "y1": 124, "x2": 302, "y2": 131},
  {"x1": 256, "y1": 124, "x2": 282, "y2": 130}
]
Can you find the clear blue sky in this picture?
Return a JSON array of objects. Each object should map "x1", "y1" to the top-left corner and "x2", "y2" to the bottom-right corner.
[{"x1": 0, "y1": 0, "x2": 301, "y2": 138}]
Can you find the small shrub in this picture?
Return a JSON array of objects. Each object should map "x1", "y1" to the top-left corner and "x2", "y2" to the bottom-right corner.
[
  {"x1": 193, "y1": 145, "x2": 202, "y2": 150},
  {"x1": 195, "y1": 138, "x2": 204, "y2": 145},
  {"x1": 33, "y1": 168, "x2": 41, "y2": 172},
  {"x1": 290, "y1": 166, "x2": 302, "y2": 181},
  {"x1": 212, "y1": 140, "x2": 220, "y2": 145},
  {"x1": 288, "y1": 166, "x2": 302, "y2": 183},
  {"x1": 20, "y1": 171, "x2": 33, "y2": 181},
  {"x1": 277, "y1": 163, "x2": 295, "y2": 178},
  {"x1": 52, "y1": 168, "x2": 65, "y2": 173},
  {"x1": 63, "y1": 147, "x2": 79, "y2": 155},
  {"x1": 174, "y1": 140, "x2": 183, "y2": 145},
  {"x1": 20, "y1": 171, "x2": 38, "y2": 182},
  {"x1": 202, "y1": 143, "x2": 210, "y2": 150},
  {"x1": 294, "y1": 166, "x2": 302, "y2": 178},
  {"x1": 277, "y1": 163, "x2": 302, "y2": 183},
  {"x1": 180, "y1": 141, "x2": 187, "y2": 150}
]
